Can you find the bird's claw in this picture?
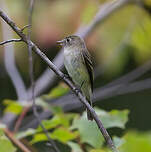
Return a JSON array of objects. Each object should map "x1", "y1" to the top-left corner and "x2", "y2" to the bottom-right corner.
[
  {"x1": 64, "y1": 74, "x2": 70, "y2": 78},
  {"x1": 63, "y1": 74, "x2": 72, "y2": 80},
  {"x1": 73, "y1": 87, "x2": 81, "y2": 94}
]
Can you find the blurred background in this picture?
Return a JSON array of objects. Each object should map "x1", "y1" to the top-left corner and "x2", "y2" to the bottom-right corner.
[{"x1": 0, "y1": 0, "x2": 151, "y2": 151}]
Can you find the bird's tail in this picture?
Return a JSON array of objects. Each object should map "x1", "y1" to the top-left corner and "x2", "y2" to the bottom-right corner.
[{"x1": 82, "y1": 86, "x2": 93, "y2": 120}]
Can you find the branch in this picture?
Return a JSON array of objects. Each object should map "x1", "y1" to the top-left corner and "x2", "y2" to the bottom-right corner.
[
  {"x1": 27, "y1": 1, "x2": 60, "y2": 152},
  {"x1": 104, "y1": 59, "x2": 151, "y2": 88},
  {"x1": 4, "y1": 128, "x2": 31, "y2": 152},
  {"x1": 58, "y1": 79, "x2": 151, "y2": 111},
  {"x1": 0, "y1": 9, "x2": 118, "y2": 152},
  {"x1": 27, "y1": 0, "x2": 131, "y2": 97},
  {"x1": 20, "y1": 77, "x2": 151, "y2": 130},
  {"x1": 60, "y1": 79, "x2": 151, "y2": 110},
  {"x1": 21, "y1": 24, "x2": 31, "y2": 32},
  {"x1": 0, "y1": 39, "x2": 22, "y2": 45},
  {"x1": 14, "y1": 107, "x2": 30, "y2": 133}
]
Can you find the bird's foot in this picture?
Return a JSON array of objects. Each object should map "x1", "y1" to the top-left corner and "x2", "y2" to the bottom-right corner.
[
  {"x1": 63, "y1": 74, "x2": 72, "y2": 80},
  {"x1": 73, "y1": 87, "x2": 81, "y2": 94}
]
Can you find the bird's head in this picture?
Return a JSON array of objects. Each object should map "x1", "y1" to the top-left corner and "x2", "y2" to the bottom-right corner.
[{"x1": 57, "y1": 35, "x2": 85, "y2": 49}]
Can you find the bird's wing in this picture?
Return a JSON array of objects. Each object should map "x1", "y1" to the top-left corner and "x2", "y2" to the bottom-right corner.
[{"x1": 82, "y1": 49, "x2": 94, "y2": 91}]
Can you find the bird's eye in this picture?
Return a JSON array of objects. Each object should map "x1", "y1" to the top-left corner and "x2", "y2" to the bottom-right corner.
[{"x1": 66, "y1": 38, "x2": 71, "y2": 43}]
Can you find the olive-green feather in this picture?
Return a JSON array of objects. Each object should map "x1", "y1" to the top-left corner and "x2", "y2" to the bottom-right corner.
[{"x1": 82, "y1": 49, "x2": 94, "y2": 92}]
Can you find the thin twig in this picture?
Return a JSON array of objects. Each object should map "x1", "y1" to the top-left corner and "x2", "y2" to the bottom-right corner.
[
  {"x1": 0, "y1": 39, "x2": 22, "y2": 45},
  {"x1": 0, "y1": 9, "x2": 117, "y2": 152},
  {"x1": 27, "y1": 0, "x2": 60, "y2": 152},
  {"x1": 14, "y1": 106, "x2": 30, "y2": 133},
  {"x1": 4, "y1": 128, "x2": 31, "y2": 152},
  {"x1": 21, "y1": 24, "x2": 31, "y2": 32}
]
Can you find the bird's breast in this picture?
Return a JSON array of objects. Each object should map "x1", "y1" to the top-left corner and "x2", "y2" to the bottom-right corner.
[
  {"x1": 64, "y1": 48, "x2": 89, "y2": 88},
  {"x1": 64, "y1": 48, "x2": 82, "y2": 69}
]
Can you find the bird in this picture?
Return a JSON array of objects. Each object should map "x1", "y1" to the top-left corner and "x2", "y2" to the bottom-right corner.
[{"x1": 57, "y1": 35, "x2": 94, "y2": 120}]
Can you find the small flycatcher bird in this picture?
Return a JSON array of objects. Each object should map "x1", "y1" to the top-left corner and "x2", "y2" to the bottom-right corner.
[{"x1": 57, "y1": 35, "x2": 94, "y2": 120}]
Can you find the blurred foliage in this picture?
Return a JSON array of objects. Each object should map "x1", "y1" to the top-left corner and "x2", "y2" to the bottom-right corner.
[
  {"x1": 95, "y1": 5, "x2": 151, "y2": 77},
  {"x1": 3, "y1": 99, "x2": 23, "y2": 115},
  {"x1": 42, "y1": 82, "x2": 69, "y2": 99},
  {"x1": 0, "y1": 129, "x2": 16, "y2": 152},
  {"x1": 71, "y1": 109, "x2": 129, "y2": 148},
  {"x1": 119, "y1": 131, "x2": 151, "y2": 152},
  {"x1": 0, "y1": 0, "x2": 151, "y2": 151},
  {"x1": 1, "y1": 95, "x2": 151, "y2": 151},
  {"x1": 131, "y1": 14, "x2": 151, "y2": 63},
  {"x1": 1, "y1": 90, "x2": 129, "y2": 151}
]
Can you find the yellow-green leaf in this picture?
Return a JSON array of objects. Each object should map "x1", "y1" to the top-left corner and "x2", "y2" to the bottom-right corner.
[
  {"x1": 0, "y1": 129, "x2": 16, "y2": 152},
  {"x1": 3, "y1": 99, "x2": 23, "y2": 115},
  {"x1": 51, "y1": 127, "x2": 79, "y2": 143},
  {"x1": 71, "y1": 108, "x2": 129, "y2": 148}
]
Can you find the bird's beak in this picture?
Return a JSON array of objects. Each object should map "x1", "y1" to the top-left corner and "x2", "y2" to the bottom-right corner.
[{"x1": 56, "y1": 39, "x2": 65, "y2": 46}]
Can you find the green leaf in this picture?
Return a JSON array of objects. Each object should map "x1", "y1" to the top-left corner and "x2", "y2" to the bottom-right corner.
[
  {"x1": 51, "y1": 127, "x2": 79, "y2": 143},
  {"x1": 16, "y1": 128, "x2": 36, "y2": 139},
  {"x1": 67, "y1": 141, "x2": 83, "y2": 152},
  {"x1": 119, "y1": 131, "x2": 151, "y2": 152},
  {"x1": 3, "y1": 99, "x2": 23, "y2": 115},
  {"x1": 36, "y1": 118, "x2": 62, "y2": 132},
  {"x1": 37, "y1": 113, "x2": 76, "y2": 132},
  {"x1": 90, "y1": 136, "x2": 125, "y2": 152},
  {"x1": 43, "y1": 83, "x2": 69, "y2": 99},
  {"x1": 97, "y1": 109, "x2": 129, "y2": 129},
  {"x1": 71, "y1": 108, "x2": 129, "y2": 148},
  {"x1": 0, "y1": 129, "x2": 16, "y2": 152},
  {"x1": 31, "y1": 127, "x2": 78, "y2": 144},
  {"x1": 31, "y1": 133, "x2": 48, "y2": 144},
  {"x1": 72, "y1": 116, "x2": 104, "y2": 148}
]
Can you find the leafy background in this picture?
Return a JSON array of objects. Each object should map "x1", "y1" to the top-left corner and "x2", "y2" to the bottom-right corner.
[{"x1": 0, "y1": 0, "x2": 151, "y2": 151}]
